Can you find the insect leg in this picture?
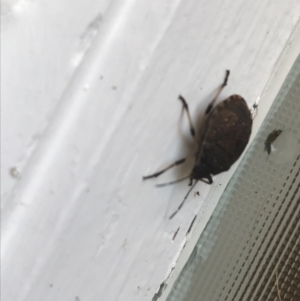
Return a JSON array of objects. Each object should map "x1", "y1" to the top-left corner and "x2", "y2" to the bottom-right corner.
[
  {"x1": 178, "y1": 95, "x2": 196, "y2": 137},
  {"x1": 199, "y1": 174, "x2": 213, "y2": 184},
  {"x1": 143, "y1": 157, "x2": 187, "y2": 180},
  {"x1": 169, "y1": 180, "x2": 198, "y2": 219},
  {"x1": 251, "y1": 102, "x2": 258, "y2": 119},
  {"x1": 205, "y1": 70, "x2": 230, "y2": 114}
]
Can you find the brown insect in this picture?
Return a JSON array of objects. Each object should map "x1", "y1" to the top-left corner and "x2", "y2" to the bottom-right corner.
[
  {"x1": 143, "y1": 70, "x2": 252, "y2": 218},
  {"x1": 264, "y1": 129, "x2": 282, "y2": 154}
]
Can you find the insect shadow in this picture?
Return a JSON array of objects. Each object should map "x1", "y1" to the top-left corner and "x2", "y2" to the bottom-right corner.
[{"x1": 143, "y1": 70, "x2": 253, "y2": 219}]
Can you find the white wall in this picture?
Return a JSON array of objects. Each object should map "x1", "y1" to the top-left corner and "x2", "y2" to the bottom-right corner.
[{"x1": 1, "y1": 1, "x2": 300, "y2": 300}]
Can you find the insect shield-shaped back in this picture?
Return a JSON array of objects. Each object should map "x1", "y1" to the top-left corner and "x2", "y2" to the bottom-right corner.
[{"x1": 193, "y1": 95, "x2": 252, "y2": 182}]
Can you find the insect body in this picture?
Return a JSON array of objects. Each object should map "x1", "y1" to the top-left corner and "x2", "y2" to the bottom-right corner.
[
  {"x1": 143, "y1": 71, "x2": 252, "y2": 218},
  {"x1": 193, "y1": 94, "x2": 252, "y2": 183}
]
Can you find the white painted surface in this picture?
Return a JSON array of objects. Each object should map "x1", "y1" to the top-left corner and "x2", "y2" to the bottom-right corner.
[{"x1": 1, "y1": 0, "x2": 299, "y2": 300}]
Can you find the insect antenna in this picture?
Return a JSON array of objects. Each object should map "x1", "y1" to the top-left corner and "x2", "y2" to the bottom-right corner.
[
  {"x1": 169, "y1": 180, "x2": 198, "y2": 219},
  {"x1": 155, "y1": 176, "x2": 190, "y2": 187}
]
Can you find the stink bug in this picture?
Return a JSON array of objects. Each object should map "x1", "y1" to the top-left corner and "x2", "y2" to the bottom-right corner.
[{"x1": 143, "y1": 70, "x2": 252, "y2": 218}]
